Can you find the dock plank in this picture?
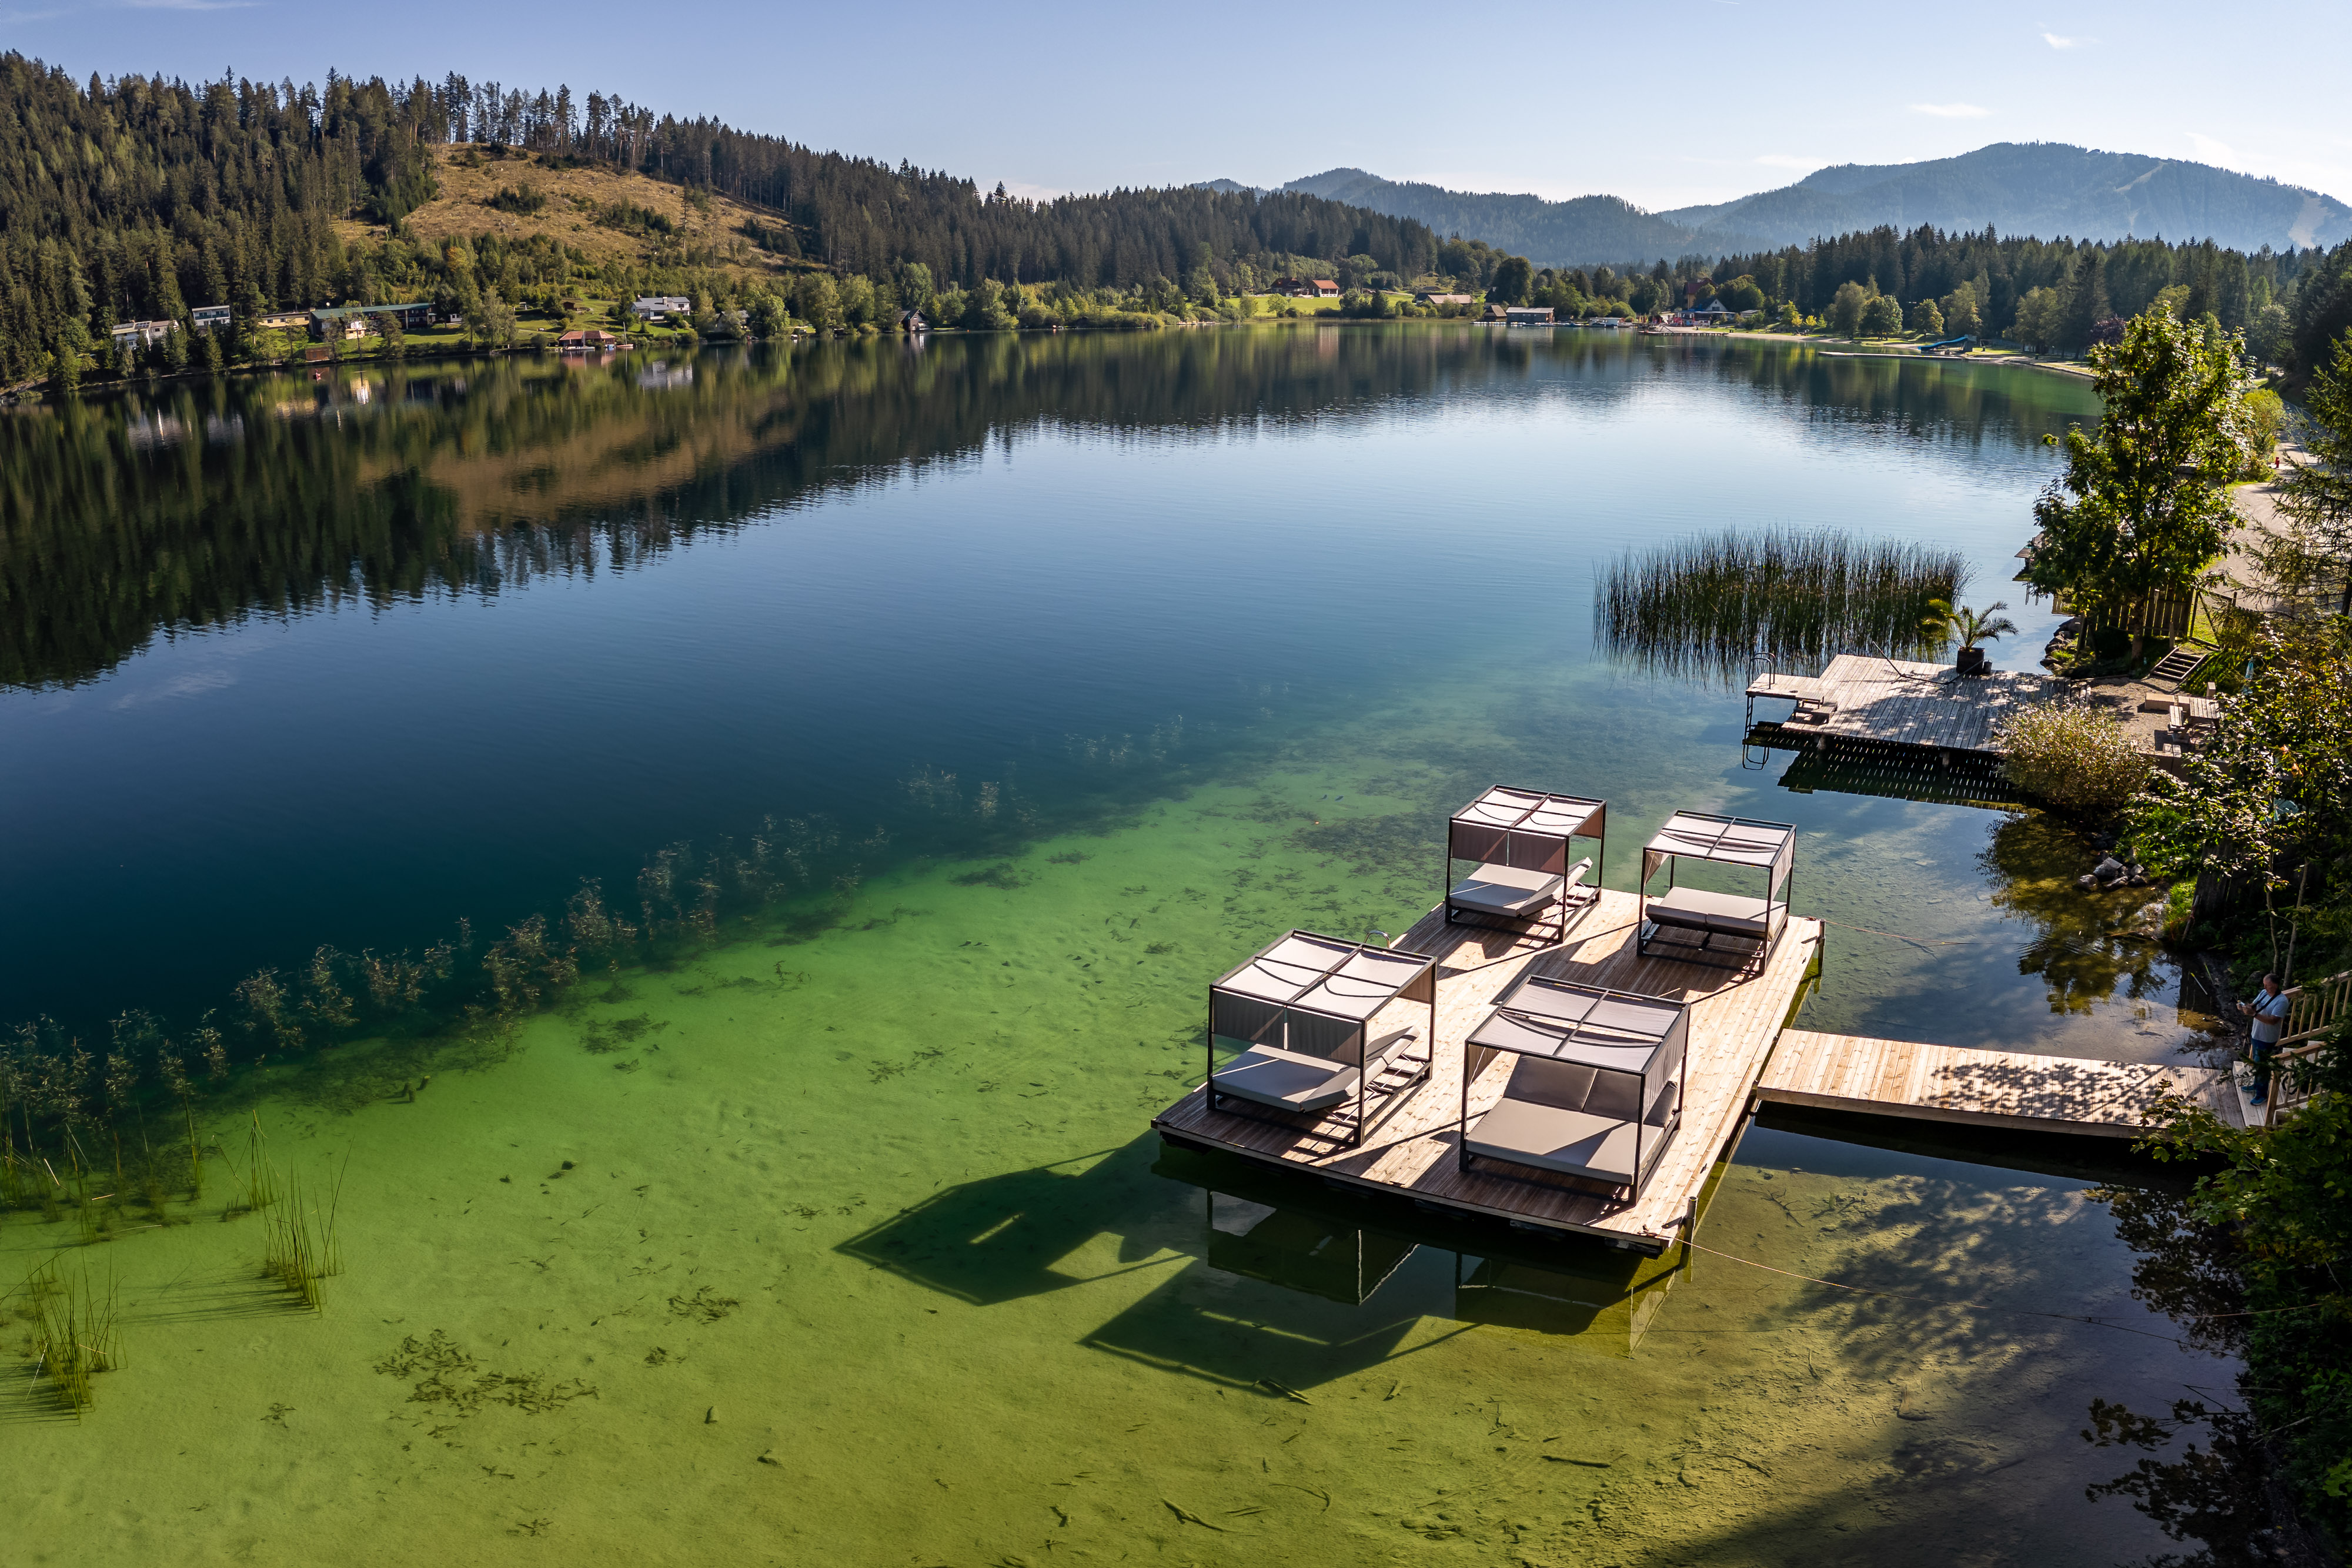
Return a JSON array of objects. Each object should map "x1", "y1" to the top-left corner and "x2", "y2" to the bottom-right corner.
[
  {"x1": 1757, "y1": 1029, "x2": 2242, "y2": 1136},
  {"x1": 1751, "y1": 655, "x2": 2067, "y2": 755}
]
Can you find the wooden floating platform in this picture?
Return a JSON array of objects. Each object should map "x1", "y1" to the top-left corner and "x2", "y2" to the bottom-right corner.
[
  {"x1": 1756, "y1": 1029, "x2": 2244, "y2": 1136},
  {"x1": 1151, "y1": 889, "x2": 1824, "y2": 1256},
  {"x1": 1749, "y1": 654, "x2": 2065, "y2": 755}
]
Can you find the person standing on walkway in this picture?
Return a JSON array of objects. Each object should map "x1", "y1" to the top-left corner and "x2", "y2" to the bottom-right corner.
[{"x1": 2239, "y1": 972, "x2": 2291, "y2": 1106}]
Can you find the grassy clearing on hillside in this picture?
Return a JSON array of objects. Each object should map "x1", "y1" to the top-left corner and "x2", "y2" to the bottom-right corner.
[{"x1": 333, "y1": 147, "x2": 802, "y2": 283}]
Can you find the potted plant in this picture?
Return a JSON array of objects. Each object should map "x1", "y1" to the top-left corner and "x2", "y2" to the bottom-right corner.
[{"x1": 1923, "y1": 599, "x2": 2018, "y2": 674}]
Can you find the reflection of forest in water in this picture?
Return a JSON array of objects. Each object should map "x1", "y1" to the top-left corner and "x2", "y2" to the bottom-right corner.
[
  {"x1": 1980, "y1": 813, "x2": 2186, "y2": 1017},
  {"x1": 0, "y1": 329, "x2": 2092, "y2": 691}
]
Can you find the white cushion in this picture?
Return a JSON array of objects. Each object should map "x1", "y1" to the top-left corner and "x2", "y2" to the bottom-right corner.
[{"x1": 1466, "y1": 1100, "x2": 1643, "y2": 1186}]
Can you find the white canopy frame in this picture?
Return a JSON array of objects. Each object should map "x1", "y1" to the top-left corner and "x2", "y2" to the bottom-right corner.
[
  {"x1": 1444, "y1": 786, "x2": 1608, "y2": 946},
  {"x1": 1636, "y1": 811, "x2": 1796, "y2": 974},
  {"x1": 1206, "y1": 930, "x2": 1439, "y2": 1149}
]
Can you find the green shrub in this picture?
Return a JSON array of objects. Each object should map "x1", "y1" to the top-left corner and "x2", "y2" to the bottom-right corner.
[{"x1": 1996, "y1": 702, "x2": 2151, "y2": 808}]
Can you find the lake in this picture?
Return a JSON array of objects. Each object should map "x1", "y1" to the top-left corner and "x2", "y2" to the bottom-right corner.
[{"x1": 1, "y1": 328, "x2": 2233, "y2": 1565}]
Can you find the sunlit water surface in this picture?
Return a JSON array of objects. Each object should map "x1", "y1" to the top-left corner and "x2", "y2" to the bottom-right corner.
[{"x1": 0, "y1": 330, "x2": 2228, "y2": 1565}]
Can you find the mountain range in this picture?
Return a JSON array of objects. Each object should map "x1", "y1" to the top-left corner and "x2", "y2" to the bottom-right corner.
[{"x1": 1204, "y1": 144, "x2": 2351, "y2": 267}]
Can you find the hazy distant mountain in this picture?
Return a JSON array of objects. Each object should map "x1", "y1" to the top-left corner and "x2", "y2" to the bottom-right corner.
[
  {"x1": 1665, "y1": 144, "x2": 2350, "y2": 254},
  {"x1": 1228, "y1": 145, "x2": 2350, "y2": 267},
  {"x1": 1271, "y1": 168, "x2": 1760, "y2": 265}
]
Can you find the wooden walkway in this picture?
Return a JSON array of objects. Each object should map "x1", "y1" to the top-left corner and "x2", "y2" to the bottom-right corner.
[
  {"x1": 1748, "y1": 654, "x2": 2066, "y2": 754},
  {"x1": 1756, "y1": 1029, "x2": 2243, "y2": 1136},
  {"x1": 1151, "y1": 890, "x2": 1824, "y2": 1256}
]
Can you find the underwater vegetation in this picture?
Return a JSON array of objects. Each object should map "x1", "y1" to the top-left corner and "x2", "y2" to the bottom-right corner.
[
  {"x1": 13, "y1": 1255, "x2": 121, "y2": 1416},
  {"x1": 0, "y1": 821, "x2": 859, "y2": 1193},
  {"x1": 1595, "y1": 525, "x2": 1967, "y2": 683}
]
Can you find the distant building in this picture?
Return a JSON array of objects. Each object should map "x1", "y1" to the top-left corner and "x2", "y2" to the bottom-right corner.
[
  {"x1": 1480, "y1": 303, "x2": 1509, "y2": 323},
  {"x1": 256, "y1": 310, "x2": 311, "y2": 332},
  {"x1": 311, "y1": 302, "x2": 432, "y2": 336},
  {"x1": 1690, "y1": 299, "x2": 1730, "y2": 323},
  {"x1": 109, "y1": 319, "x2": 179, "y2": 349},
  {"x1": 632, "y1": 295, "x2": 694, "y2": 319},
  {"x1": 1308, "y1": 279, "x2": 1340, "y2": 297},
  {"x1": 1416, "y1": 292, "x2": 1474, "y2": 306},
  {"x1": 191, "y1": 304, "x2": 232, "y2": 332},
  {"x1": 1505, "y1": 306, "x2": 1556, "y2": 326},
  {"x1": 899, "y1": 309, "x2": 928, "y2": 333}
]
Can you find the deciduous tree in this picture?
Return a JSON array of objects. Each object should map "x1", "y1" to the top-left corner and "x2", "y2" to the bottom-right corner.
[{"x1": 2023, "y1": 310, "x2": 2256, "y2": 657}]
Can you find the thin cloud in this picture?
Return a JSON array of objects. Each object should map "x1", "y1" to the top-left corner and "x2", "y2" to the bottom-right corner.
[
  {"x1": 2042, "y1": 32, "x2": 2091, "y2": 48},
  {"x1": 1910, "y1": 103, "x2": 1991, "y2": 119},
  {"x1": 2186, "y1": 132, "x2": 2240, "y2": 166}
]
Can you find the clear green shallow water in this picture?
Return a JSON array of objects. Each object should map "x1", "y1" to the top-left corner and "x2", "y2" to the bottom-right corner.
[{"x1": 1, "y1": 329, "x2": 2228, "y2": 1563}]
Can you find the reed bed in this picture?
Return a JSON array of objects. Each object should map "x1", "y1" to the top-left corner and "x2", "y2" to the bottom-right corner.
[
  {"x1": 1595, "y1": 526, "x2": 1969, "y2": 685},
  {"x1": 23, "y1": 1255, "x2": 120, "y2": 1415}
]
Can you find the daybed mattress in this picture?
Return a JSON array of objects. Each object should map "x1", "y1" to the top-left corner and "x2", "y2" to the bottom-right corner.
[
  {"x1": 1644, "y1": 885, "x2": 1773, "y2": 939},
  {"x1": 1449, "y1": 863, "x2": 1565, "y2": 917},
  {"x1": 1465, "y1": 1099, "x2": 1647, "y2": 1188},
  {"x1": 1212, "y1": 1041, "x2": 1361, "y2": 1112}
]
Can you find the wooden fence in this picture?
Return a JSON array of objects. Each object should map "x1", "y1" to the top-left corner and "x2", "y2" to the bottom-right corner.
[{"x1": 2259, "y1": 966, "x2": 2352, "y2": 1129}]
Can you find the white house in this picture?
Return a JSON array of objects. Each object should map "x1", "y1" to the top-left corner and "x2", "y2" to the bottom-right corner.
[
  {"x1": 191, "y1": 304, "x2": 232, "y2": 332},
  {"x1": 632, "y1": 296, "x2": 694, "y2": 319},
  {"x1": 109, "y1": 319, "x2": 180, "y2": 349}
]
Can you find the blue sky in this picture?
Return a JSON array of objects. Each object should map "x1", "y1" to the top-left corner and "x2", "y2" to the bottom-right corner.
[{"x1": 8, "y1": 0, "x2": 2347, "y2": 210}]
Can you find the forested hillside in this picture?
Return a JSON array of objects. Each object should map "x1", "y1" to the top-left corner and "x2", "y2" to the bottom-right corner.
[
  {"x1": 0, "y1": 53, "x2": 1436, "y2": 386},
  {"x1": 1274, "y1": 168, "x2": 1753, "y2": 268}
]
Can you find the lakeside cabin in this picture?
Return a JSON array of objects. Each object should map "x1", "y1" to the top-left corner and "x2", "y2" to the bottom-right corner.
[
  {"x1": 109, "y1": 319, "x2": 179, "y2": 350},
  {"x1": 310, "y1": 302, "x2": 432, "y2": 339},
  {"x1": 1505, "y1": 306, "x2": 1556, "y2": 327},
  {"x1": 632, "y1": 295, "x2": 694, "y2": 320},
  {"x1": 191, "y1": 304, "x2": 231, "y2": 332}
]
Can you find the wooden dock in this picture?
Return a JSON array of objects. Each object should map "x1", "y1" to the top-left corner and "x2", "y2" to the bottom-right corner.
[
  {"x1": 1756, "y1": 1029, "x2": 2244, "y2": 1136},
  {"x1": 1151, "y1": 890, "x2": 1823, "y2": 1256},
  {"x1": 1748, "y1": 654, "x2": 2065, "y2": 755}
]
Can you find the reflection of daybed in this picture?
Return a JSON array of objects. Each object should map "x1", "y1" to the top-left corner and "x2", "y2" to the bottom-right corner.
[
  {"x1": 1207, "y1": 931, "x2": 1439, "y2": 1147},
  {"x1": 1459, "y1": 976, "x2": 1686, "y2": 1196},
  {"x1": 1444, "y1": 787, "x2": 1606, "y2": 945},
  {"x1": 1636, "y1": 811, "x2": 1795, "y2": 974}
]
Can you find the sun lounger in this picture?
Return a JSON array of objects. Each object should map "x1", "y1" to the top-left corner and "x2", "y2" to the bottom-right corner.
[
  {"x1": 1446, "y1": 857, "x2": 1591, "y2": 920},
  {"x1": 1212, "y1": 1028, "x2": 1419, "y2": 1114},
  {"x1": 1641, "y1": 885, "x2": 1773, "y2": 942},
  {"x1": 1636, "y1": 811, "x2": 1796, "y2": 972},
  {"x1": 1457, "y1": 977, "x2": 1687, "y2": 1196},
  {"x1": 1445, "y1": 787, "x2": 1606, "y2": 943},
  {"x1": 1205, "y1": 931, "x2": 1440, "y2": 1146}
]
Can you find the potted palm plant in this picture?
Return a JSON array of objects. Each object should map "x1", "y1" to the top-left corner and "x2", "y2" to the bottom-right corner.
[{"x1": 1923, "y1": 599, "x2": 2018, "y2": 675}]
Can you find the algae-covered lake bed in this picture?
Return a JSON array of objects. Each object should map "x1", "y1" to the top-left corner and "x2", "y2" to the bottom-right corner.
[{"x1": 2, "y1": 329, "x2": 2236, "y2": 1564}]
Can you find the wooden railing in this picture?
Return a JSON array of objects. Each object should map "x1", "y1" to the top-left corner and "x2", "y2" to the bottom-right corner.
[{"x1": 2259, "y1": 967, "x2": 2352, "y2": 1128}]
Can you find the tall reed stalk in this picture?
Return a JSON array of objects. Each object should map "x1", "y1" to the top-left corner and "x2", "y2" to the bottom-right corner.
[
  {"x1": 25, "y1": 1256, "x2": 120, "y2": 1415},
  {"x1": 1595, "y1": 526, "x2": 1970, "y2": 684}
]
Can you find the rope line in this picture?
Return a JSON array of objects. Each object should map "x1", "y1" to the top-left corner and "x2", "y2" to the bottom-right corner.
[{"x1": 1817, "y1": 916, "x2": 1982, "y2": 947}]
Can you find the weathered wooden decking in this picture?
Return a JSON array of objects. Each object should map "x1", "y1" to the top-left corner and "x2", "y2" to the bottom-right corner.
[
  {"x1": 1151, "y1": 890, "x2": 1824, "y2": 1255},
  {"x1": 1756, "y1": 1029, "x2": 2243, "y2": 1136},
  {"x1": 1748, "y1": 654, "x2": 2065, "y2": 754}
]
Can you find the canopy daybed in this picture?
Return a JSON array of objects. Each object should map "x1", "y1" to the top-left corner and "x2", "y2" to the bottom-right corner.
[
  {"x1": 1458, "y1": 975, "x2": 1687, "y2": 1197},
  {"x1": 1636, "y1": 811, "x2": 1795, "y2": 974},
  {"x1": 1444, "y1": 787, "x2": 1607, "y2": 946},
  {"x1": 1207, "y1": 931, "x2": 1439, "y2": 1148}
]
